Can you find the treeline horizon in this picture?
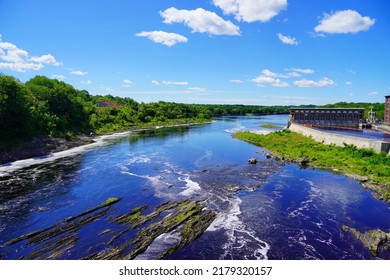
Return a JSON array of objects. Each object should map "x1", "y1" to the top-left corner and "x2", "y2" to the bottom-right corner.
[{"x1": 0, "y1": 74, "x2": 384, "y2": 143}]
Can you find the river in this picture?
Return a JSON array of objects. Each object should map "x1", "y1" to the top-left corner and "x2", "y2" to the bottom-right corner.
[{"x1": 0, "y1": 115, "x2": 389, "y2": 260}]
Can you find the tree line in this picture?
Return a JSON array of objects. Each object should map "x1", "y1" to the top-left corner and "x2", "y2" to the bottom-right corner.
[{"x1": 0, "y1": 74, "x2": 292, "y2": 142}]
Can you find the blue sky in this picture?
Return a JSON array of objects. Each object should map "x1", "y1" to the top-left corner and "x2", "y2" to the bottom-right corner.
[{"x1": 0, "y1": 0, "x2": 389, "y2": 105}]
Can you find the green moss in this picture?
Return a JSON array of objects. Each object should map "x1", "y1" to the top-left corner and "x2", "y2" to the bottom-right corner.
[
  {"x1": 260, "y1": 124, "x2": 283, "y2": 129},
  {"x1": 104, "y1": 197, "x2": 120, "y2": 205},
  {"x1": 128, "y1": 210, "x2": 142, "y2": 223}
]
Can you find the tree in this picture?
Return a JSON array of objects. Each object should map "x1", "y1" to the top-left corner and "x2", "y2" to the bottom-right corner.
[{"x1": 0, "y1": 75, "x2": 34, "y2": 141}]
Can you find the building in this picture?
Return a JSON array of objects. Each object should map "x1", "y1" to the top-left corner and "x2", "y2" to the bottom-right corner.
[
  {"x1": 98, "y1": 101, "x2": 121, "y2": 109},
  {"x1": 385, "y1": 95, "x2": 390, "y2": 125},
  {"x1": 289, "y1": 108, "x2": 364, "y2": 129}
]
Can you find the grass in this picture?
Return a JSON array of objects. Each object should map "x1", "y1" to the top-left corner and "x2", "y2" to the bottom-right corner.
[
  {"x1": 260, "y1": 124, "x2": 283, "y2": 129},
  {"x1": 233, "y1": 130, "x2": 390, "y2": 201}
]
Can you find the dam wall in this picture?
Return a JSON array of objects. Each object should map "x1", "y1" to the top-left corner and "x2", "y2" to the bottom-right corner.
[{"x1": 288, "y1": 123, "x2": 390, "y2": 154}]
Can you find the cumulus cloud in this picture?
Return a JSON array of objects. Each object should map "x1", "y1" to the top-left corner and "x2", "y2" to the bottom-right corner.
[
  {"x1": 70, "y1": 70, "x2": 88, "y2": 76},
  {"x1": 294, "y1": 77, "x2": 335, "y2": 88},
  {"x1": 230, "y1": 79, "x2": 243, "y2": 83},
  {"x1": 151, "y1": 80, "x2": 160, "y2": 85},
  {"x1": 51, "y1": 74, "x2": 66, "y2": 81},
  {"x1": 80, "y1": 80, "x2": 92, "y2": 85},
  {"x1": 213, "y1": 0, "x2": 287, "y2": 23},
  {"x1": 277, "y1": 33, "x2": 298, "y2": 45},
  {"x1": 162, "y1": 81, "x2": 189, "y2": 86},
  {"x1": 287, "y1": 71, "x2": 301, "y2": 77},
  {"x1": 161, "y1": 7, "x2": 240, "y2": 35},
  {"x1": 136, "y1": 31, "x2": 188, "y2": 47},
  {"x1": 251, "y1": 69, "x2": 289, "y2": 87},
  {"x1": 0, "y1": 40, "x2": 61, "y2": 72},
  {"x1": 290, "y1": 68, "x2": 314, "y2": 74},
  {"x1": 315, "y1": 10, "x2": 375, "y2": 34},
  {"x1": 345, "y1": 81, "x2": 352, "y2": 85},
  {"x1": 122, "y1": 79, "x2": 133, "y2": 87}
]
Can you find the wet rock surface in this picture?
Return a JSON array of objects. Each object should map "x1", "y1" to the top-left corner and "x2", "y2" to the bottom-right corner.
[{"x1": 343, "y1": 226, "x2": 390, "y2": 258}]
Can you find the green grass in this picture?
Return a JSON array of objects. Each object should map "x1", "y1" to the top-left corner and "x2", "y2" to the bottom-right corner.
[
  {"x1": 259, "y1": 124, "x2": 283, "y2": 129},
  {"x1": 233, "y1": 130, "x2": 390, "y2": 200}
]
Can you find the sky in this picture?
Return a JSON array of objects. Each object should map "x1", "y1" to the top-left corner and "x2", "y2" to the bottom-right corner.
[{"x1": 0, "y1": 0, "x2": 389, "y2": 106}]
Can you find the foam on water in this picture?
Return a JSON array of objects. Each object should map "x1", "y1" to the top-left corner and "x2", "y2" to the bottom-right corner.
[
  {"x1": 207, "y1": 197, "x2": 270, "y2": 260},
  {"x1": 135, "y1": 230, "x2": 182, "y2": 260},
  {"x1": 224, "y1": 125, "x2": 246, "y2": 133},
  {"x1": 178, "y1": 175, "x2": 201, "y2": 196},
  {"x1": 0, "y1": 131, "x2": 132, "y2": 177}
]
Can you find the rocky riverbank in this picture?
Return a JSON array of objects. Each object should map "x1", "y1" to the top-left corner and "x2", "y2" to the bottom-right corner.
[
  {"x1": 233, "y1": 130, "x2": 390, "y2": 204},
  {"x1": 342, "y1": 226, "x2": 390, "y2": 258},
  {"x1": 0, "y1": 122, "x2": 211, "y2": 166},
  {"x1": 0, "y1": 135, "x2": 94, "y2": 165}
]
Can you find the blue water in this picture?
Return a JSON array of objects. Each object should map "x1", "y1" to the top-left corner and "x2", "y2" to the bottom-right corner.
[{"x1": 0, "y1": 115, "x2": 389, "y2": 260}]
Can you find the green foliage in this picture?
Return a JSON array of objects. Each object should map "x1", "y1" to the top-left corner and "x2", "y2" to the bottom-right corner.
[
  {"x1": 0, "y1": 75, "x2": 34, "y2": 141},
  {"x1": 233, "y1": 130, "x2": 390, "y2": 193},
  {"x1": 260, "y1": 124, "x2": 283, "y2": 129}
]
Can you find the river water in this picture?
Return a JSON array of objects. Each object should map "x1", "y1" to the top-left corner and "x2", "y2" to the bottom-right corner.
[{"x1": 0, "y1": 115, "x2": 389, "y2": 260}]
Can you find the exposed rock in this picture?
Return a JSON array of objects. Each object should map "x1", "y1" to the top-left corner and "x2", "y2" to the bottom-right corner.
[
  {"x1": 300, "y1": 156, "x2": 309, "y2": 166},
  {"x1": 3, "y1": 197, "x2": 122, "y2": 247},
  {"x1": 248, "y1": 158, "x2": 257, "y2": 164},
  {"x1": 342, "y1": 225, "x2": 390, "y2": 257},
  {"x1": 157, "y1": 211, "x2": 216, "y2": 259}
]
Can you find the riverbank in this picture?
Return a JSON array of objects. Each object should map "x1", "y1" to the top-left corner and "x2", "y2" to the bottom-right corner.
[
  {"x1": 233, "y1": 130, "x2": 390, "y2": 203},
  {"x1": 0, "y1": 120, "x2": 211, "y2": 166}
]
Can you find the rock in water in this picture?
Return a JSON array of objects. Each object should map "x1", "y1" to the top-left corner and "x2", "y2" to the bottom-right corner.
[
  {"x1": 300, "y1": 156, "x2": 309, "y2": 166},
  {"x1": 248, "y1": 158, "x2": 257, "y2": 164},
  {"x1": 342, "y1": 226, "x2": 390, "y2": 257}
]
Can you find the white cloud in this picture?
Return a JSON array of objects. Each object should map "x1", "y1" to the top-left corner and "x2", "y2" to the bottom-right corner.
[
  {"x1": 51, "y1": 74, "x2": 66, "y2": 81},
  {"x1": 186, "y1": 87, "x2": 206, "y2": 93},
  {"x1": 230, "y1": 79, "x2": 243, "y2": 83},
  {"x1": 161, "y1": 7, "x2": 240, "y2": 36},
  {"x1": 151, "y1": 80, "x2": 160, "y2": 85},
  {"x1": 345, "y1": 81, "x2": 352, "y2": 85},
  {"x1": 0, "y1": 40, "x2": 61, "y2": 72},
  {"x1": 368, "y1": 91, "x2": 378, "y2": 96},
  {"x1": 0, "y1": 34, "x2": 2, "y2": 41},
  {"x1": 277, "y1": 33, "x2": 298, "y2": 45},
  {"x1": 122, "y1": 79, "x2": 133, "y2": 87},
  {"x1": 315, "y1": 10, "x2": 375, "y2": 34},
  {"x1": 162, "y1": 81, "x2": 189, "y2": 86},
  {"x1": 349, "y1": 93, "x2": 354, "y2": 96},
  {"x1": 290, "y1": 68, "x2": 314, "y2": 74},
  {"x1": 287, "y1": 71, "x2": 301, "y2": 77},
  {"x1": 213, "y1": 0, "x2": 287, "y2": 23},
  {"x1": 294, "y1": 77, "x2": 335, "y2": 88},
  {"x1": 136, "y1": 30, "x2": 188, "y2": 47},
  {"x1": 80, "y1": 80, "x2": 92, "y2": 85},
  {"x1": 30, "y1": 54, "x2": 61, "y2": 66},
  {"x1": 70, "y1": 70, "x2": 88, "y2": 76},
  {"x1": 251, "y1": 69, "x2": 289, "y2": 88}
]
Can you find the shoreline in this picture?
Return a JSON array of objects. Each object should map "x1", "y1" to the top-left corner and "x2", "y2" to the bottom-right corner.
[
  {"x1": 0, "y1": 121, "x2": 211, "y2": 167},
  {"x1": 233, "y1": 131, "x2": 390, "y2": 205}
]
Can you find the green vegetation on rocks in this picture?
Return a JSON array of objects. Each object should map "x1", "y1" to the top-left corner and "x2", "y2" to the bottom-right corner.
[
  {"x1": 260, "y1": 124, "x2": 283, "y2": 129},
  {"x1": 233, "y1": 130, "x2": 390, "y2": 202},
  {"x1": 342, "y1": 226, "x2": 390, "y2": 257}
]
